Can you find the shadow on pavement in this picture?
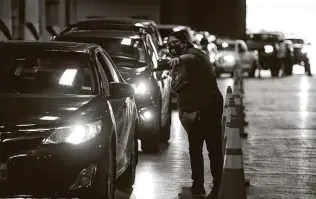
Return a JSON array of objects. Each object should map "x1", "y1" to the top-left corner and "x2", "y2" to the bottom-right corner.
[
  {"x1": 115, "y1": 187, "x2": 133, "y2": 199},
  {"x1": 175, "y1": 186, "x2": 206, "y2": 199}
]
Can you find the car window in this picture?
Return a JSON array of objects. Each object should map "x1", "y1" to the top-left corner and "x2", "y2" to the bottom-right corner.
[
  {"x1": 0, "y1": 51, "x2": 95, "y2": 95},
  {"x1": 99, "y1": 51, "x2": 121, "y2": 83},
  {"x1": 215, "y1": 42, "x2": 235, "y2": 51},
  {"x1": 241, "y1": 42, "x2": 248, "y2": 51},
  {"x1": 95, "y1": 57, "x2": 110, "y2": 96},
  {"x1": 96, "y1": 51, "x2": 120, "y2": 83},
  {"x1": 238, "y1": 43, "x2": 246, "y2": 52}
]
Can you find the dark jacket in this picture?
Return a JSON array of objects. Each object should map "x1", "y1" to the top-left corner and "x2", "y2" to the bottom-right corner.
[{"x1": 173, "y1": 48, "x2": 223, "y2": 112}]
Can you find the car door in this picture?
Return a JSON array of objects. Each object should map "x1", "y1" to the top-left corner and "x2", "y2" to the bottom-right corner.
[
  {"x1": 146, "y1": 34, "x2": 171, "y2": 127},
  {"x1": 95, "y1": 49, "x2": 129, "y2": 171}
]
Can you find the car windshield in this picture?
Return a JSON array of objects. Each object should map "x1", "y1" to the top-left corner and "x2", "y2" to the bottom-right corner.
[
  {"x1": 60, "y1": 37, "x2": 147, "y2": 68},
  {"x1": 287, "y1": 39, "x2": 304, "y2": 44},
  {"x1": 0, "y1": 52, "x2": 95, "y2": 95},
  {"x1": 159, "y1": 28, "x2": 174, "y2": 40},
  {"x1": 215, "y1": 42, "x2": 235, "y2": 51},
  {"x1": 247, "y1": 34, "x2": 278, "y2": 42}
]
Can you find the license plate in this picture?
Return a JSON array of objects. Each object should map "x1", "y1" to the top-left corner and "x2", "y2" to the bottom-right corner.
[{"x1": 0, "y1": 164, "x2": 7, "y2": 181}]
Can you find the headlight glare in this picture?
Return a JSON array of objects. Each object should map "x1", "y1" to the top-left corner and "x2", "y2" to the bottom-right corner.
[
  {"x1": 43, "y1": 120, "x2": 102, "y2": 145},
  {"x1": 301, "y1": 47, "x2": 308, "y2": 54},
  {"x1": 264, "y1": 45, "x2": 274, "y2": 53},
  {"x1": 133, "y1": 82, "x2": 147, "y2": 94}
]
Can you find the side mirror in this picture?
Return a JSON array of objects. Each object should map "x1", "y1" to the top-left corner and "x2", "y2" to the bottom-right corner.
[
  {"x1": 109, "y1": 82, "x2": 135, "y2": 98},
  {"x1": 50, "y1": 36, "x2": 56, "y2": 41}
]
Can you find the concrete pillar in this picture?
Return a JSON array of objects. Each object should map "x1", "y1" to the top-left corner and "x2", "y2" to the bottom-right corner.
[
  {"x1": 161, "y1": 0, "x2": 189, "y2": 25},
  {"x1": 45, "y1": 0, "x2": 62, "y2": 37},
  {"x1": 24, "y1": 0, "x2": 40, "y2": 40},
  {"x1": 11, "y1": 0, "x2": 24, "y2": 40},
  {"x1": 0, "y1": 0, "x2": 12, "y2": 40}
]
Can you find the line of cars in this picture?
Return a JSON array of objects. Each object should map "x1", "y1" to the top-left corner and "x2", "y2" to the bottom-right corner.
[
  {"x1": 211, "y1": 31, "x2": 312, "y2": 77},
  {"x1": 0, "y1": 16, "x2": 202, "y2": 199}
]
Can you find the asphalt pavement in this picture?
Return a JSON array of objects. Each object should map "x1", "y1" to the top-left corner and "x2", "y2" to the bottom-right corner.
[{"x1": 114, "y1": 66, "x2": 316, "y2": 199}]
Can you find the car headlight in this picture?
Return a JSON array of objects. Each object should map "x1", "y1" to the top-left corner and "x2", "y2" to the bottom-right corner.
[
  {"x1": 223, "y1": 55, "x2": 235, "y2": 63},
  {"x1": 264, "y1": 45, "x2": 274, "y2": 53},
  {"x1": 42, "y1": 120, "x2": 102, "y2": 145},
  {"x1": 301, "y1": 47, "x2": 308, "y2": 54},
  {"x1": 133, "y1": 82, "x2": 148, "y2": 94}
]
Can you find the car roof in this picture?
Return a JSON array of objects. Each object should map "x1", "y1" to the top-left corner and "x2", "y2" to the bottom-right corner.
[
  {"x1": 0, "y1": 40, "x2": 97, "y2": 54},
  {"x1": 58, "y1": 30, "x2": 142, "y2": 40},
  {"x1": 157, "y1": 24, "x2": 188, "y2": 29},
  {"x1": 78, "y1": 17, "x2": 156, "y2": 28}
]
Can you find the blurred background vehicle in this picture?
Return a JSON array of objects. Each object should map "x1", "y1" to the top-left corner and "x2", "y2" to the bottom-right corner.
[
  {"x1": 54, "y1": 27, "x2": 172, "y2": 153},
  {"x1": 214, "y1": 38, "x2": 259, "y2": 77},
  {"x1": 245, "y1": 32, "x2": 294, "y2": 77},
  {"x1": 55, "y1": 17, "x2": 166, "y2": 58},
  {"x1": 285, "y1": 37, "x2": 312, "y2": 75}
]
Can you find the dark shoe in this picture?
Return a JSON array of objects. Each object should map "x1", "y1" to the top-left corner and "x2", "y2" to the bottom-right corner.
[
  {"x1": 207, "y1": 183, "x2": 220, "y2": 199},
  {"x1": 190, "y1": 184, "x2": 206, "y2": 196}
]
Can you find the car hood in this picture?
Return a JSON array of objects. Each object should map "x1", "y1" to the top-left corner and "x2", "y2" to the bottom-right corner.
[
  {"x1": 116, "y1": 66, "x2": 151, "y2": 84},
  {"x1": 0, "y1": 94, "x2": 96, "y2": 129},
  {"x1": 217, "y1": 51, "x2": 236, "y2": 57}
]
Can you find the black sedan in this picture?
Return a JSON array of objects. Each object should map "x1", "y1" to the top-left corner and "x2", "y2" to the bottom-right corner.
[
  {"x1": 54, "y1": 29, "x2": 173, "y2": 153},
  {"x1": 0, "y1": 41, "x2": 138, "y2": 198},
  {"x1": 55, "y1": 17, "x2": 165, "y2": 57}
]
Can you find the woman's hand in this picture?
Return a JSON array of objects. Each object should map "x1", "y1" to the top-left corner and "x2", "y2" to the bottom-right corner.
[{"x1": 168, "y1": 57, "x2": 180, "y2": 67}]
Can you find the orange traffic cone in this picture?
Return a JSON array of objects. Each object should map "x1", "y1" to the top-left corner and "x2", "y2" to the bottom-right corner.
[
  {"x1": 222, "y1": 86, "x2": 233, "y2": 135},
  {"x1": 222, "y1": 97, "x2": 237, "y2": 153},
  {"x1": 233, "y1": 94, "x2": 248, "y2": 138},
  {"x1": 219, "y1": 119, "x2": 247, "y2": 199}
]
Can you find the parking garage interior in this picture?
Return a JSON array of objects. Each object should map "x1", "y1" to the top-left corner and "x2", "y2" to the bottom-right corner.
[{"x1": 0, "y1": 0, "x2": 316, "y2": 199}]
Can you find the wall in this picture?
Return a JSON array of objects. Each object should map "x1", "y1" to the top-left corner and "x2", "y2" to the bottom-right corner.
[
  {"x1": 160, "y1": 0, "x2": 246, "y2": 38},
  {"x1": 0, "y1": 0, "x2": 11, "y2": 40},
  {"x1": 76, "y1": 0, "x2": 161, "y2": 23}
]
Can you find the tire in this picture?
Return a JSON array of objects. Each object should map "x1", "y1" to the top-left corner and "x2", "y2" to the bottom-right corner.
[
  {"x1": 117, "y1": 135, "x2": 137, "y2": 189},
  {"x1": 270, "y1": 58, "x2": 281, "y2": 77},
  {"x1": 270, "y1": 68, "x2": 279, "y2": 77},
  {"x1": 248, "y1": 61, "x2": 257, "y2": 78},
  {"x1": 283, "y1": 57, "x2": 293, "y2": 76},
  {"x1": 141, "y1": 101, "x2": 161, "y2": 153},
  {"x1": 160, "y1": 97, "x2": 172, "y2": 143}
]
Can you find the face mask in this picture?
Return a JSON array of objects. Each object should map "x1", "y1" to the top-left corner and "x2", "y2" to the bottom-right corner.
[{"x1": 168, "y1": 42, "x2": 185, "y2": 57}]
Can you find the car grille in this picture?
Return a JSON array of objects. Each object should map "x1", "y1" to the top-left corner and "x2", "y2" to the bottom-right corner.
[
  {"x1": 293, "y1": 48, "x2": 302, "y2": 54},
  {"x1": 0, "y1": 129, "x2": 50, "y2": 162}
]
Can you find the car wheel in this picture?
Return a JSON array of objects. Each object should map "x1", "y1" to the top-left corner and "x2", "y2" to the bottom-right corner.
[
  {"x1": 248, "y1": 61, "x2": 257, "y2": 78},
  {"x1": 160, "y1": 97, "x2": 172, "y2": 143},
  {"x1": 283, "y1": 57, "x2": 293, "y2": 76},
  {"x1": 141, "y1": 101, "x2": 161, "y2": 153},
  {"x1": 271, "y1": 59, "x2": 281, "y2": 77},
  {"x1": 117, "y1": 134, "x2": 137, "y2": 189}
]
